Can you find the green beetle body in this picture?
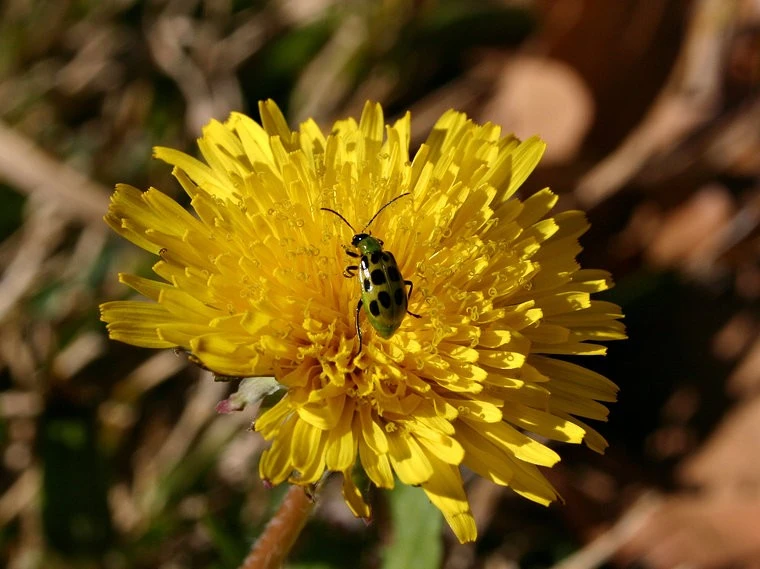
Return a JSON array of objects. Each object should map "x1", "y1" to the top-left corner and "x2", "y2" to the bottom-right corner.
[
  {"x1": 353, "y1": 234, "x2": 409, "y2": 339},
  {"x1": 321, "y1": 193, "x2": 419, "y2": 354}
]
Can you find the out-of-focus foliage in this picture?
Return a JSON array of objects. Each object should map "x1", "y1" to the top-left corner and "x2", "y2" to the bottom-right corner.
[
  {"x1": 1, "y1": 0, "x2": 759, "y2": 568},
  {"x1": 381, "y1": 485, "x2": 442, "y2": 569}
]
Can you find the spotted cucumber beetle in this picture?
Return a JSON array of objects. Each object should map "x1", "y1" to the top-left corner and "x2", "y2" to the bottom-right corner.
[{"x1": 320, "y1": 193, "x2": 420, "y2": 355}]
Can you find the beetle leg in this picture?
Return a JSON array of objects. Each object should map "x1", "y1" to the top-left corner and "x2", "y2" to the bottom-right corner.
[
  {"x1": 343, "y1": 265, "x2": 358, "y2": 278},
  {"x1": 344, "y1": 247, "x2": 360, "y2": 258},
  {"x1": 404, "y1": 280, "x2": 421, "y2": 318},
  {"x1": 355, "y1": 299, "x2": 364, "y2": 355}
]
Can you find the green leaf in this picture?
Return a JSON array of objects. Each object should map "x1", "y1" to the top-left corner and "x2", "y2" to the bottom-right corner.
[{"x1": 381, "y1": 484, "x2": 442, "y2": 569}]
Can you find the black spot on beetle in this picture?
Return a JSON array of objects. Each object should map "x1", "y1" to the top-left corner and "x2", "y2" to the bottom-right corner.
[
  {"x1": 394, "y1": 288, "x2": 404, "y2": 306},
  {"x1": 363, "y1": 278, "x2": 371, "y2": 292},
  {"x1": 360, "y1": 256, "x2": 369, "y2": 270},
  {"x1": 371, "y1": 269, "x2": 386, "y2": 285},
  {"x1": 382, "y1": 252, "x2": 391, "y2": 263},
  {"x1": 370, "y1": 252, "x2": 382, "y2": 264},
  {"x1": 378, "y1": 291, "x2": 391, "y2": 309},
  {"x1": 369, "y1": 300, "x2": 380, "y2": 316},
  {"x1": 387, "y1": 266, "x2": 401, "y2": 282}
]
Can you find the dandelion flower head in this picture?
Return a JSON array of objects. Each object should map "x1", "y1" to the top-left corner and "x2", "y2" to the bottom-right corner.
[{"x1": 100, "y1": 101, "x2": 625, "y2": 542}]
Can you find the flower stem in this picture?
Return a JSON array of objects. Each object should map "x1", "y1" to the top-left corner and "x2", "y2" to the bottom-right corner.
[{"x1": 238, "y1": 484, "x2": 315, "y2": 569}]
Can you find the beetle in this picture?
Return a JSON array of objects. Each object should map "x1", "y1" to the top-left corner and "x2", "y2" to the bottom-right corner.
[{"x1": 320, "y1": 193, "x2": 420, "y2": 355}]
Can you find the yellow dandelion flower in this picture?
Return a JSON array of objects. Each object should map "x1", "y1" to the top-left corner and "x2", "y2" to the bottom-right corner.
[{"x1": 100, "y1": 101, "x2": 625, "y2": 543}]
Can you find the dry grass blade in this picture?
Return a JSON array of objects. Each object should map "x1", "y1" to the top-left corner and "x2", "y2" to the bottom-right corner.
[
  {"x1": 0, "y1": 198, "x2": 67, "y2": 322},
  {"x1": 0, "y1": 121, "x2": 110, "y2": 226},
  {"x1": 0, "y1": 468, "x2": 40, "y2": 528},
  {"x1": 547, "y1": 494, "x2": 663, "y2": 569}
]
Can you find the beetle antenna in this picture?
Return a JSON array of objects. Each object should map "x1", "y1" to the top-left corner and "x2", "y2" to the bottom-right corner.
[
  {"x1": 320, "y1": 207, "x2": 357, "y2": 233},
  {"x1": 361, "y1": 192, "x2": 411, "y2": 232}
]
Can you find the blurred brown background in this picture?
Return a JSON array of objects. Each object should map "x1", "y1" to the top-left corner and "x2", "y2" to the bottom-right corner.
[{"x1": 1, "y1": 1, "x2": 759, "y2": 568}]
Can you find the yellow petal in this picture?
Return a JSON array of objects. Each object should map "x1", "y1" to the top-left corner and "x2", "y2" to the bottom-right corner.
[
  {"x1": 471, "y1": 419, "x2": 560, "y2": 467},
  {"x1": 289, "y1": 419, "x2": 327, "y2": 483},
  {"x1": 229, "y1": 111, "x2": 276, "y2": 166},
  {"x1": 254, "y1": 398, "x2": 294, "y2": 439},
  {"x1": 259, "y1": 437, "x2": 293, "y2": 486},
  {"x1": 100, "y1": 301, "x2": 175, "y2": 348},
  {"x1": 413, "y1": 423, "x2": 465, "y2": 466},
  {"x1": 387, "y1": 429, "x2": 434, "y2": 485},
  {"x1": 501, "y1": 401, "x2": 585, "y2": 443},
  {"x1": 449, "y1": 398, "x2": 503, "y2": 423},
  {"x1": 516, "y1": 188, "x2": 558, "y2": 227},
  {"x1": 457, "y1": 421, "x2": 514, "y2": 485},
  {"x1": 298, "y1": 393, "x2": 346, "y2": 430},
  {"x1": 259, "y1": 99, "x2": 298, "y2": 150},
  {"x1": 342, "y1": 472, "x2": 371, "y2": 519},
  {"x1": 325, "y1": 399, "x2": 358, "y2": 472},
  {"x1": 154, "y1": 148, "x2": 229, "y2": 197},
  {"x1": 356, "y1": 403, "x2": 388, "y2": 454},
  {"x1": 501, "y1": 136, "x2": 546, "y2": 201},
  {"x1": 421, "y1": 457, "x2": 476, "y2": 543},
  {"x1": 358, "y1": 437, "x2": 394, "y2": 488}
]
